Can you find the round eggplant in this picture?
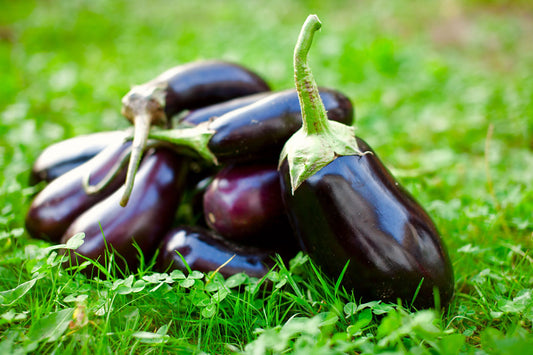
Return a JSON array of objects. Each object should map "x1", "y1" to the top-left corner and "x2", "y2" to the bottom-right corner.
[{"x1": 203, "y1": 163, "x2": 297, "y2": 252}]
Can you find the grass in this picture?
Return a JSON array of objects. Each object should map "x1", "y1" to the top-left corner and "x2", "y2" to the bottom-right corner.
[{"x1": 1, "y1": 0, "x2": 532, "y2": 353}]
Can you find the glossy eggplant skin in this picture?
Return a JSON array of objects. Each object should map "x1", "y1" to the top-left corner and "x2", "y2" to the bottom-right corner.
[
  {"x1": 25, "y1": 140, "x2": 132, "y2": 243},
  {"x1": 149, "y1": 60, "x2": 270, "y2": 119},
  {"x1": 203, "y1": 163, "x2": 297, "y2": 252},
  {"x1": 155, "y1": 226, "x2": 275, "y2": 279},
  {"x1": 279, "y1": 137, "x2": 454, "y2": 309},
  {"x1": 207, "y1": 87, "x2": 354, "y2": 163},
  {"x1": 29, "y1": 131, "x2": 127, "y2": 185},
  {"x1": 61, "y1": 148, "x2": 188, "y2": 273},
  {"x1": 179, "y1": 92, "x2": 271, "y2": 126}
]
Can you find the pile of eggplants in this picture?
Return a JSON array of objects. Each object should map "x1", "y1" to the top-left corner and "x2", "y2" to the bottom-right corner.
[{"x1": 25, "y1": 16, "x2": 454, "y2": 309}]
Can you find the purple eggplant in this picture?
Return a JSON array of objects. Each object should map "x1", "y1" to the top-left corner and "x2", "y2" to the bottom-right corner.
[
  {"x1": 155, "y1": 226, "x2": 276, "y2": 279},
  {"x1": 179, "y1": 92, "x2": 271, "y2": 127},
  {"x1": 25, "y1": 140, "x2": 132, "y2": 243},
  {"x1": 278, "y1": 16, "x2": 454, "y2": 308},
  {"x1": 29, "y1": 130, "x2": 128, "y2": 185},
  {"x1": 203, "y1": 163, "x2": 297, "y2": 252},
  {"x1": 206, "y1": 87, "x2": 354, "y2": 163},
  {"x1": 61, "y1": 148, "x2": 188, "y2": 273},
  {"x1": 148, "y1": 87, "x2": 354, "y2": 166},
  {"x1": 119, "y1": 60, "x2": 270, "y2": 206},
  {"x1": 279, "y1": 138, "x2": 454, "y2": 308}
]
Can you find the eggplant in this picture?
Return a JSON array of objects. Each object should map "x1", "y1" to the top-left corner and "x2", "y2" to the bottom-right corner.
[
  {"x1": 279, "y1": 138, "x2": 454, "y2": 308},
  {"x1": 203, "y1": 163, "x2": 297, "y2": 252},
  {"x1": 61, "y1": 148, "x2": 188, "y2": 273},
  {"x1": 278, "y1": 16, "x2": 454, "y2": 308},
  {"x1": 155, "y1": 226, "x2": 276, "y2": 279},
  {"x1": 206, "y1": 87, "x2": 354, "y2": 163},
  {"x1": 29, "y1": 130, "x2": 127, "y2": 185},
  {"x1": 119, "y1": 60, "x2": 270, "y2": 206},
  {"x1": 149, "y1": 87, "x2": 354, "y2": 165},
  {"x1": 179, "y1": 91, "x2": 271, "y2": 126},
  {"x1": 126, "y1": 60, "x2": 271, "y2": 121},
  {"x1": 25, "y1": 140, "x2": 132, "y2": 243},
  {"x1": 189, "y1": 175, "x2": 215, "y2": 226}
]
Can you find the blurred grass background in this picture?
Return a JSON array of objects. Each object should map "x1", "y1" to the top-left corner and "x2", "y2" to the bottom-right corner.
[{"x1": 1, "y1": 0, "x2": 532, "y2": 352}]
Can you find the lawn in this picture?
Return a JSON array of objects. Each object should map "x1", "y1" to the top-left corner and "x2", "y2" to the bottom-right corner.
[{"x1": 1, "y1": 0, "x2": 532, "y2": 353}]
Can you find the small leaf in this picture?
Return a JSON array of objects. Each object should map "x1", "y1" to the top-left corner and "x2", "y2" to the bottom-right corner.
[
  {"x1": 319, "y1": 313, "x2": 339, "y2": 328},
  {"x1": 142, "y1": 272, "x2": 167, "y2": 283},
  {"x1": 131, "y1": 280, "x2": 146, "y2": 292},
  {"x1": 180, "y1": 278, "x2": 196, "y2": 288},
  {"x1": 201, "y1": 303, "x2": 217, "y2": 318},
  {"x1": 170, "y1": 270, "x2": 186, "y2": 280},
  {"x1": 224, "y1": 273, "x2": 247, "y2": 288},
  {"x1": 211, "y1": 288, "x2": 229, "y2": 303},
  {"x1": 457, "y1": 243, "x2": 481, "y2": 254},
  {"x1": 499, "y1": 289, "x2": 531, "y2": 314},
  {"x1": 64, "y1": 294, "x2": 88, "y2": 303},
  {"x1": 65, "y1": 233, "x2": 85, "y2": 249},
  {"x1": 189, "y1": 270, "x2": 204, "y2": 279},
  {"x1": 344, "y1": 302, "x2": 357, "y2": 316},
  {"x1": 347, "y1": 308, "x2": 372, "y2": 335},
  {"x1": 289, "y1": 252, "x2": 308, "y2": 272},
  {"x1": 0, "y1": 310, "x2": 28, "y2": 325},
  {"x1": 45, "y1": 233, "x2": 85, "y2": 253}
]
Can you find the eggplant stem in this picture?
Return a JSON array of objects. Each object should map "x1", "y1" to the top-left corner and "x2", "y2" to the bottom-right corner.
[
  {"x1": 279, "y1": 15, "x2": 362, "y2": 193},
  {"x1": 293, "y1": 15, "x2": 330, "y2": 136},
  {"x1": 83, "y1": 140, "x2": 163, "y2": 195},
  {"x1": 120, "y1": 113, "x2": 151, "y2": 207},
  {"x1": 83, "y1": 147, "x2": 132, "y2": 195}
]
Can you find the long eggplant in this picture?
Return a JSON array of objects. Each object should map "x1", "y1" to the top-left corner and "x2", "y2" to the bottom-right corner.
[
  {"x1": 155, "y1": 226, "x2": 276, "y2": 279},
  {"x1": 179, "y1": 92, "x2": 271, "y2": 126},
  {"x1": 149, "y1": 87, "x2": 354, "y2": 165},
  {"x1": 61, "y1": 148, "x2": 188, "y2": 274},
  {"x1": 29, "y1": 130, "x2": 127, "y2": 185},
  {"x1": 206, "y1": 87, "x2": 353, "y2": 163},
  {"x1": 25, "y1": 139, "x2": 131, "y2": 243}
]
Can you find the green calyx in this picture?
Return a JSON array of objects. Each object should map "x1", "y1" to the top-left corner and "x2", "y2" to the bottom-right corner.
[
  {"x1": 279, "y1": 14, "x2": 364, "y2": 194},
  {"x1": 147, "y1": 123, "x2": 218, "y2": 164},
  {"x1": 83, "y1": 124, "x2": 217, "y2": 204}
]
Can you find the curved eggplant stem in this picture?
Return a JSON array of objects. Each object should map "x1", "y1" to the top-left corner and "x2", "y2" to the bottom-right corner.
[
  {"x1": 293, "y1": 15, "x2": 330, "y2": 136},
  {"x1": 83, "y1": 140, "x2": 163, "y2": 196},
  {"x1": 83, "y1": 147, "x2": 132, "y2": 195},
  {"x1": 279, "y1": 14, "x2": 362, "y2": 194},
  {"x1": 120, "y1": 113, "x2": 150, "y2": 207}
]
